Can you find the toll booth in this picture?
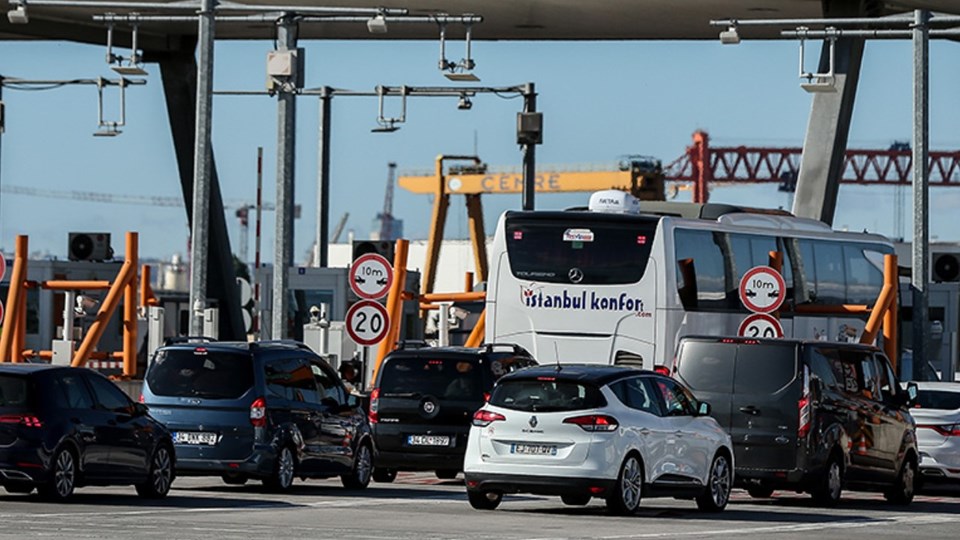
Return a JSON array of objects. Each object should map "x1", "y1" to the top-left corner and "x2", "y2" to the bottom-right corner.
[
  {"x1": 0, "y1": 259, "x2": 126, "y2": 354},
  {"x1": 255, "y1": 266, "x2": 423, "y2": 370}
]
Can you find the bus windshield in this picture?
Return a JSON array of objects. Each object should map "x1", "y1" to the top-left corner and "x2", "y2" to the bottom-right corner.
[{"x1": 505, "y1": 213, "x2": 658, "y2": 285}]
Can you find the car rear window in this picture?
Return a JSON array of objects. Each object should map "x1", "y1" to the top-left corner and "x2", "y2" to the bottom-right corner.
[
  {"x1": 734, "y1": 343, "x2": 797, "y2": 394},
  {"x1": 916, "y1": 389, "x2": 960, "y2": 410},
  {"x1": 677, "y1": 341, "x2": 736, "y2": 393},
  {"x1": 380, "y1": 357, "x2": 484, "y2": 400},
  {"x1": 0, "y1": 375, "x2": 29, "y2": 407},
  {"x1": 489, "y1": 379, "x2": 606, "y2": 412},
  {"x1": 146, "y1": 349, "x2": 254, "y2": 399}
]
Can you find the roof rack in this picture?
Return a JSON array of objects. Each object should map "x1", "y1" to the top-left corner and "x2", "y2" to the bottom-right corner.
[
  {"x1": 484, "y1": 343, "x2": 532, "y2": 356},
  {"x1": 251, "y1": 340, "x2": 314, "y2": 352},
  {"x1": 163, "y1": 336, "x2": 218, "y2": 346},
  {"x1": 396, "y1": 339, "x2": 431, "y2": 350}
]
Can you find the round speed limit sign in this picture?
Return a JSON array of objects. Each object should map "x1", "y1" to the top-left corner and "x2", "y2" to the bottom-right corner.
[
  {"x1": 345, "y1": 300, "x2": 390, "y2": 346},
  {"x1": 738, "y1": 313, "x2": 784, "y2": 339}
]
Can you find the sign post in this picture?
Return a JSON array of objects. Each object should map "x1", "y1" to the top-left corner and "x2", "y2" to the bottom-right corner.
[{"x1": 738, "y1": 265, "x2": 786, "y2": 338}]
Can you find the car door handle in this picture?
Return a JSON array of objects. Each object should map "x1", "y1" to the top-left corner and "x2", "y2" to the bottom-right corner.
[
  {"x1": 674, "y1": 430, "x2": 684, "y2": 437},
  {"x1": 639, "y1": 428, "x2": 651, "y2": 436},
  {"x1": 739, "y1": 406, "x2": 761, "y2": 416}
]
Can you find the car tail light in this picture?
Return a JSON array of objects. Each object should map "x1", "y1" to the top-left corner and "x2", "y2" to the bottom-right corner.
[
  {"x1": 654, "y1": 365, "x2": 670, "y2": 376},
  {"x1": 138, "y1": 393, "x2": 145, "y2": 403},
  {"x1": 798, "y1": 366, "x2": 812, "y2": 439},
  {"x1": 368, "y1": 388, "x2": 380, "y2": 424},
  {"x1": 249, "y1": 397, "x2": 267, "y2": 428},
  {"x1": 563, "y1": 414, "x2": 619, "y2": 432},
  {"x1": 482, "y1": 392, "x2": 491, "y2": 403},
  {"x1": 472, "y1": 409, "x2": 505, "y2": 427},
  {"x1": 920, "y1": 424, "x2": 960, "y2": 436},
  {"x1": 0, "y1": 415, "x2": 43, "y2": 428}
]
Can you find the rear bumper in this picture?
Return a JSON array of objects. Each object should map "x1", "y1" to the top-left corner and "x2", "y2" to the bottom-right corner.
[
  {"x1": 174, "y1": 443, "x2": 276, "y2": 478},
  {"x1": 464, "y1": 472, "x2": 616, "y2": 497},
  {"x1": 0, "y1": 446, "x2": 48, "y2": 486},
  {"x1": 735, "y1": 467, "x2": 806, "y2": 488},
  {"x1": 919, "y1": 452, "x2": 960, "y2": 482}
]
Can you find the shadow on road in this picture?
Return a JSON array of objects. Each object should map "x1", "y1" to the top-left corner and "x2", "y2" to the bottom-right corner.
[{"x1": 0, "y1": 491, "x2": 302, "y2": 510}]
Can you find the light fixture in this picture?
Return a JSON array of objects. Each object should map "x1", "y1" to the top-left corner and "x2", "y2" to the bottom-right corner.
[
  {"x1": 438, "y1": 22, "x2": 480, "y2": 81},
  {"x1": 366, "y1": 12, "x2": 387, "y2": 34},
  {"x1": 798, "y1": 29, "x2": 837, "y2": 93},
  {"x1": 6, "y1": 2, "x2": 28, "y2": 24},
  {"x1": 372, "y1": 84, "x2": 406, "y2": 133},
  {"x1": 457, "y1": 94, "x2": 473, "y2": 110},
  {"x1": 719, "y1": 25, "x2": 740, "y2": 45},
  {"x1": 93, "y1": 126, "x2": 121, "y2": 137},
  {"x1": 106, "y1": 23, "x2": 148, "y2": 76},
  {"x1": 371, "y1": 122, "x2": 399, "y2": 133}
]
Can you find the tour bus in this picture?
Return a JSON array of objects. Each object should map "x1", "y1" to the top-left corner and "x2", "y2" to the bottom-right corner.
[{"x1": 484, "y1": 190, "x2": 894, "y2": 369}]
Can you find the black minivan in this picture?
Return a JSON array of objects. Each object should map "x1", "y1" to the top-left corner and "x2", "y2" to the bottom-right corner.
[
  {"x1": 673, "y1": 336, "x2": 919, "y2": 506},
  {"x1": 142, "y1": 340, "x2": 372, "y2": 491},
  {"x1": 369, "y1": 344, "x2": 537, "y2": 482}
]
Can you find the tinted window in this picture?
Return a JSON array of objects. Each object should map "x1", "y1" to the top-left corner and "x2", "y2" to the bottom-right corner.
[
  {"x1": 813, "y1": 241, "x2": 846, "y2": 304},
  {"x1": 677, "y1": 341, "x2": 736, "y2": 393},
  {"x1": 653, "y1": 378, "x2": 697, "y2": 417},
  {"x1": 609, "y1": 377, "x2": 661, "y2": 415},
  {"x1": 490, "y1": 379, "x2": 606, "y2": 412},
  {"x1": 846, "y1": 245, "x2": 885, "y2": 305},
  {"x1": 265, "y1": 358, "x2": 319, "y2": 402},
  {"x1": 506, "y1": 215, "x2": 657, "y2": 285},
  {"x1": 311, "y1": 362, "x2": 343, "y2": 404},
  {"x1": 489, "y1": 356, "x2": 537, "y2": 381},
  {"x1": 675, "y1": 229, "x2": 729, "y2": 310},
  {"x1": 916, "y1": 390, "x2": 960, "y2": 410},
  {"x1": 0, "y1": 375, "x2": 29, "y2": 407},
  {"x1": 86, "y1": 374, "x2": 132, "y2": 412},
  {"x1": 56, "y1": 373, "x2": 95, "y2": 409},
  {"x1": 146, "y1": 349, "x2": 254, "y2": 399},
  {"x1": 734, "y1": 343, "x2": 797, "y2": 394},
  {"x1": 380, "y1": 357, "x2": 483, "y2": 400}
]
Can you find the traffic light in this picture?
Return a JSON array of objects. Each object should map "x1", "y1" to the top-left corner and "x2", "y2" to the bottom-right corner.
[{"x1": 352, "y1": 240, "x2": 394, "y2": 263}]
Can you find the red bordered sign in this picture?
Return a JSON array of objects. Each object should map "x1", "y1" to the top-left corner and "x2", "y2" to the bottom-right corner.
[
  {"x1": 738, "y1": 313, "x2": 784, "y2": 339},
  {"x1": 345, "y1": 300, "x2": 390, "y2": 346},
  {"x1": 349, "y1": 253, "x2": 394, "y2": 300},
  {"x1": 738, "y1": 266, "x2": 786, "y2": 314}
]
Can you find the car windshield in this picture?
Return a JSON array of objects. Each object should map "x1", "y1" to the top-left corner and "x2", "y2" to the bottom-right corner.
[
  {"x1": 0, "y1": 375, "x2": 29, "y2": 408},
  {"x1": 490, "y1": 379, "x2": 606, "y2": 412},
  {"x1": 915, "y1": 389, "x2": 960, "y2": 410},
  {"x1": 146, "y1": 349, "x2": 254, "y2": 399},
  {"x1": 380, "y1": 357, "x2": 483, "y2": 400}
]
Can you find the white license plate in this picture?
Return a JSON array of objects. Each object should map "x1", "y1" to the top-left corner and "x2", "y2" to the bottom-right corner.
[
  {"x1": 173, "y1": 431, "x2": 219, "y2": 445},
  {"x1": 407, "y1": 435, "x2": 451, "y2": 447},
  {"x1": 511, "y1": 443, "x2": 558, "y2": 456}
]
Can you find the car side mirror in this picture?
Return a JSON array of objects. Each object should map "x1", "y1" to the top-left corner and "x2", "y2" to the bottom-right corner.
[
  {"x1": 906, "y1": 382, "x2": 919, "y2": 407},
  {"x1": 346, "y1": 394, "x2": 360, "y2": 408},
  {"x1": 132, "y1": 402, "x2": 149, "y2": 417},
  {"x1": 697, "y1": 401, "x2": 711, "y2": 416},
  {"x1": 321, "y1": 397, "x2": 340, "y2": 409}
]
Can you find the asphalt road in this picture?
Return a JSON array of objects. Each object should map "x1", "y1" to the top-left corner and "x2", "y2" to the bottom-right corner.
[{"x1": 2, "y1": 475, "x2": 959, "y2": 539}]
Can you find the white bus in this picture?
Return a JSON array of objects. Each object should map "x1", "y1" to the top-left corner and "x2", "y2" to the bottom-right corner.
[{"x1": 485, "y1": 190, "x2": 894, "y2": 369}]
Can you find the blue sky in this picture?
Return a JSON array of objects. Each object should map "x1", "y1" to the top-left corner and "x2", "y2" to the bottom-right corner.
[{"x1": 1, "y1": 38, "x2": 959, "y2": 260}]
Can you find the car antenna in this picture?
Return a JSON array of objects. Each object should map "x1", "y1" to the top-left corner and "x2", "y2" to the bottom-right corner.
[{"x1": 553, "y1": 342, "x2": 562, "y2": 372}]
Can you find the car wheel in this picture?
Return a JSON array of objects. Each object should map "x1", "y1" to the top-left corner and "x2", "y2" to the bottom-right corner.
[
  {"x1": 697, "y1": 452, "x2": 732, "y2": 512},
  {"x1": 435, "y1": 470, "x2": 459, "y2": 480},
  {"x1": 341, "y1": 443, "x2": 373, "y2": 490},
  {"x1": 747, "y1": 486, "x2": 775, "y2": 499},
  {"x1": 884, "y1": 456, "x2": 916, "y2": 505},
  {"x1": 372, "y1": 468, "x2": 397, "y2": 483},
  {"x1": 263, "y1": 446, "x2": 296, "y2": 492},
  {"x1": 38, "y1": 447, "x2": 76, "y2": 501},
  {"x1": 606, "y1": 454, "x2": 643, "y2": 515},
  {"x1": 467, "y1": 489, "x2": 502, "y2": 510},
  {"x1": 811, "y1": 454, "x2": 843, "y2": 507},
  {"x1": 137, "y1": 445, "x2": 174, "y2": 499},
  {"x1": 221, "y1": 474, "x2": 249, "y2": 485},
  {"x1": 561, "y1": 494, "x2": 592, "y2": 506}
]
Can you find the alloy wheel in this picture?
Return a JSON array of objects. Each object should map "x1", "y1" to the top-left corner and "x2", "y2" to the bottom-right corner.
[{"x1": 54, "y1": 450, "x2": 75, "y2": 499}]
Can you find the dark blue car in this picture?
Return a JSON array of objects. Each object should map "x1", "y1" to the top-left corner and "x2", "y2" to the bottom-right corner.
[
  {"x1": 142, "y1": 340, "x2": 372, "y2": 491},
  {"x1": 0, "y1": 364, "x2": 174, "y2": 500}
]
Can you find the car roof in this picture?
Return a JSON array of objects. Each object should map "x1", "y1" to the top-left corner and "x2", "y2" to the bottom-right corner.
[
  {"x1": 159, "y1": 340, "x2": 316, "y2": 355},
  {"x1": 499, "y1": 364, "x2": 651, "y2": 386},
  {"x1": 0, "y1": 363, "x2": 66, "y2": 375},
  {"x1": 914, "y1": 381, "x2": 960, "y2": 391},
  {"x1": 680, "y1": 335, "x2": 880, "y2": 352},
  {"x1": 385, "y1": 345, "x2": 531, "y2": 359}
]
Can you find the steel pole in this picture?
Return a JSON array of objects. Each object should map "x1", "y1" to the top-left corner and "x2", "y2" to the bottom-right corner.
[
  {"x1": 911, "y1": 9, "x2": 931, "y2": 380},
  {"x1": 188, "y1": 0, "x2": 216, "y2": 336},
  {"x1": 315, "y1": 86, "x2": 332, "y2": 267},
  {"x1": 521, "y1": 82, "x2": 537, "y2": 211},
  {"x1": 272, "y1": 15, "x2": 298, "y2": 339}
]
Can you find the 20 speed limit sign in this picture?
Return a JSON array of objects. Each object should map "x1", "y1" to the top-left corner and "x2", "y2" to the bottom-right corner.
[
  {"x1": 738, "y1": 313, "x2": 784, "y2": 339},
  {"x1": 345, "y1": 300, "x2": 390, "y2": 346}
]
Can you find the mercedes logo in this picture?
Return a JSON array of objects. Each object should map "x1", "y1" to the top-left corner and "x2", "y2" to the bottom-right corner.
[
  {"x1": 568, "y1": 267, "x2": 584, "y2": 283},
  {"x1": 529, "y1": 415, "x2": 538, "y2": 428}
]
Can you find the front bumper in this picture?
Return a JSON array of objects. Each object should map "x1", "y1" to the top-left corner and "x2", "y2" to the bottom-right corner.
[{"x1": 464, "y1": 472, "x2": 616, "y2": 497}]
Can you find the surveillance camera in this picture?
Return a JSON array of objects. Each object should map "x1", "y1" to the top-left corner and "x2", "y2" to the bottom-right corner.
[
  {"x1": 309, "y1": 305, "x2": 321, "y2": 317},
  {"x1": 719, "y1": 26, "x2": 741, "y2": 45},
  {"x1": 366, "y1": 14, "x2": 387, "y2": 34},
  {"x1": 457, "y1": 95, "x2": 473, "y2": 110},
  {"x1": 7, "y1": 5, "x2": 28, "y2": 24}
]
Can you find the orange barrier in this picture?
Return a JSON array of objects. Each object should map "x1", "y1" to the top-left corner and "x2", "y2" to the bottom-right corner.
[
  {"x1": 0, "y1": 236, "x2": 28, "y2": 363},
  {"x1": 42, "y1": 280, "x2": 112, "y2": 290},
  {"x1": 859, "y1": 254, "x2": 899, "y2": 368},
  {"x1": 372, "y1": 239, "x2": 409, "y2": 385},
  {"x1": 419, "y1": 291, "x2": 487, "y2": 303},
  {"x1": 463, "y1": 309, "x2": 486, "y2": 348}
]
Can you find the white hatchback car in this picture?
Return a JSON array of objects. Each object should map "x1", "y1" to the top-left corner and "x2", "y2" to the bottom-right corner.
[
  {"x1": 463, "y1": 365, "x2": 734, "y2": 514},
  {"x1": 911, "y1": 382, "x2": 960, "y2": 485}
]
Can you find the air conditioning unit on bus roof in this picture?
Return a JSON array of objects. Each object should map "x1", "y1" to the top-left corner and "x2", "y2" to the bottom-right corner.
[
  {"x1": 717, "y1": 213, "x2": 832, "y2": 232},
  {"x1": 588, "y1": 190, "x2": 641, "y2": 214}
]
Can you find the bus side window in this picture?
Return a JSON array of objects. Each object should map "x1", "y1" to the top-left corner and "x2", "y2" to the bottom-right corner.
[{"x1": 674, "y1": 229, "x2": 727, "y2": 311}]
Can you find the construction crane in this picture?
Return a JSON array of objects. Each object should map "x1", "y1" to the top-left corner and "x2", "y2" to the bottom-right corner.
[
  {"x1": 331, "y1": 212, "x2": 350, "y2": 243},
  {"x1": 373, "y1": 162, "x2": 402, "y2": 241}
]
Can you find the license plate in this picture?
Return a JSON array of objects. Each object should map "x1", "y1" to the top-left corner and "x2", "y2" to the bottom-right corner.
[
  {"x1": 173, "y1": 431, "x2": 219, "y2": 445},
  {"x1": 511, "y1": 443, "x2": 558, "y2": 456},
  {"x1": 407, "y1": 435, "x2": 451, "y2": 447}
]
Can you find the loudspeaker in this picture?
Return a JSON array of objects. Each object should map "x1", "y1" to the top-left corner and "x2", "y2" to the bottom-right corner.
[{"x1": 68, "y1": 233, "x2": 113, "y2": 261}]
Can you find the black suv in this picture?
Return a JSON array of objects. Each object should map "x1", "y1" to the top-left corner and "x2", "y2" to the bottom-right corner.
[
  {"x1": 142, "y1": 340, "x2": 372, "y2": 491},
  {"x1": 673, "y1": 336, "x2": 919, "y2": 506},
  {"x1": 369, "y1": 344, "x2": 537, "y2": 482}
]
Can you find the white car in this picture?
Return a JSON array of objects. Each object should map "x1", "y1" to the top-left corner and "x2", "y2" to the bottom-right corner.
[
  {"x1": 463, "y1": 365, "x2": 734, "y2": 514},
  {"x1": 911, "y1": 382, "x2": 960, "y2": 484}
]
